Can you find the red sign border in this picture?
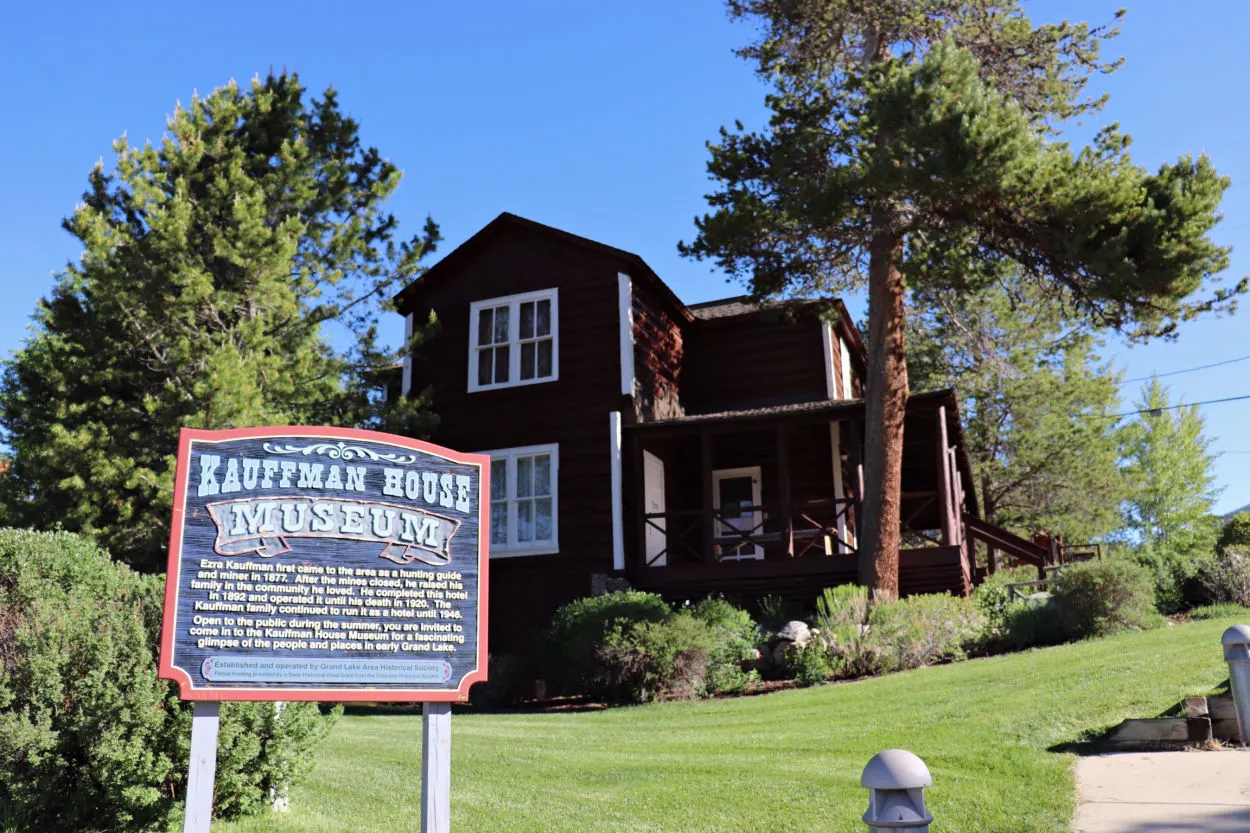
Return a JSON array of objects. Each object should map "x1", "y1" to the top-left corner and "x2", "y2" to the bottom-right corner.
[{"x1": 158, "y1": 426, "x2": 490, "y2": 702}]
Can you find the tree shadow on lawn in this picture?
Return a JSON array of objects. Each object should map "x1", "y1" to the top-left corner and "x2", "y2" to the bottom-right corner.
[
  {"x1": 1048, "y1": 677, "x2": 1233, "y2": 756},
  {"x1": 1092, "y1": 806, "x2": 1250, "y2": 832}
]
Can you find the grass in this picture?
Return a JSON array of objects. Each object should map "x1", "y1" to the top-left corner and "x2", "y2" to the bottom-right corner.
[
  {"x1": 216, "y1": 617, "x2": 1244, "y2": 833},
  {"x1": 1188, "y1": 602, "x2": 1250, "y2": 620}
]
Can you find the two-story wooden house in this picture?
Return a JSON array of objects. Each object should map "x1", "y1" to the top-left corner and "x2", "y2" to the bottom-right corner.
[{"x1": 393, "y1": 213, "x2": 984, "y2": 652}]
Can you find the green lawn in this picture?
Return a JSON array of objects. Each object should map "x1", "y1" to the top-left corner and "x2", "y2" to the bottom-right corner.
[{"x1": 216, "y1": 617, "x2": 1243, "y2": 833}]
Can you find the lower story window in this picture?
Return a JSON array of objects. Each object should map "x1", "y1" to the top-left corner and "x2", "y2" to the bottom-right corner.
[{"x1": 485, "y1": 444, "x2": 558, "y2": 556}]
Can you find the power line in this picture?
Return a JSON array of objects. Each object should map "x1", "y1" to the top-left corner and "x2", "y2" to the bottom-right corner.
[
  {"x1": 1119, "y1": 353, "x2": 1250, "y2": 384},
  {"x1": 1117, "y1": 392, "x2": 1250, "y2": 418}
]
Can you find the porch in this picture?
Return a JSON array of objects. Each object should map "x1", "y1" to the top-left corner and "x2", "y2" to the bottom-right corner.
[{"x1": 623, "y1": 391, "x2": 976, "y2": 606}]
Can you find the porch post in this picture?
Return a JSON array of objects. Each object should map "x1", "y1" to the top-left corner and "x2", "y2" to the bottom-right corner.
[
  {"x1": 701, "y1": 430, "x2": 714, "y2": 563},
  {"x1": 632, "y1": 434, "x2": 646, "y2": 572},
  {"x1": 777, "y1": 424, "x2": 793, "y2": 558},
  {"x1": 850, "y1": 419, "x2": 865, "y2": 501},
  {"x1": 935, "y1": 406, "x2": 954, "y2": 547}
]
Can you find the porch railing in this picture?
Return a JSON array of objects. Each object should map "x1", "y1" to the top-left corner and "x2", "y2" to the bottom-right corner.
[{"x1": 641, "y1": 498, "x2": 857, "y2": 567}]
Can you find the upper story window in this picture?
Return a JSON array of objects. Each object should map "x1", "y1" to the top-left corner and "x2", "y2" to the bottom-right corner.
[{"x1": 468, "y1": 289, "x2": 558, "y2": 392}]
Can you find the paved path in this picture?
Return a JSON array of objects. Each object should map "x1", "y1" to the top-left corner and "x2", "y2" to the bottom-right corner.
[{"x1": 1074, "y1": 750, "x2": 1250, "y2": 832}]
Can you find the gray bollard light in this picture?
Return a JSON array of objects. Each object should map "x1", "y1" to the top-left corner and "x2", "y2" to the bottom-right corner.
[
  {"x1": 1222, "y1": 625, "x2": 1250, "y2": 745},
  {"x1": 861, "y1": 748, "x2": 933, "y2": 831}
]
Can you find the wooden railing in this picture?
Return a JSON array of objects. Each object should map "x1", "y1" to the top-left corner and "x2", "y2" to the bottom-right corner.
[{"x1": 641, "y1": 498, "x2": 856, "y2": 567}]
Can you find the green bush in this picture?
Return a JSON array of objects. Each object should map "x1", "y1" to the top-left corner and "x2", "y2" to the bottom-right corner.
[
  {"x1": 599, "y1": 612, "x2": 715, "y2": 702},
  {"x1": 806, "y1": 587, "x2": 982, "y2": 678},
  {"x1": 546, "y1": 591, "x2": 762, "y2": 703},
  {"x1": 971, "y1": 566, "x2": 1039, "y2": 633},
  {"x1": 864, "y1": 593, "x2": 984, "y2": 673},
  {"x1": 0, "y1": 529, "x2": 336, "y2": 832},
  {"x1": 1219, "y1": 513, "x2": 1250, "y2": 554},
  {"x1": 779, "y1": 640, "x2": 833, "y2": 687},
  {"x1": 546, "y1": 590, "x2": 671, "y2": 691},
  {"x1": 1051, "y1": 559, "x2": 1162, "y2": 638},
  {"x1": 688, "y1": 596, "x2": 761, "y2": 695},
  {"x1": 1196, "y1": 547, "x2": 1250, "y2": 607},
  {"x1": 997, "y1": 597, "x2": 1067, "y2": 651}
]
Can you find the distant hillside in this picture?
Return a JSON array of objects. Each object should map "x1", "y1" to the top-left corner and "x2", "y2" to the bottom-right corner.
[{"x1": 1224, "y1": 503, "x2": 1250, "y2": 521}]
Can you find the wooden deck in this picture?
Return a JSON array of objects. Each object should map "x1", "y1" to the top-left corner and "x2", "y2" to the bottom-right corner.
[{"x1": 629, "y1": 545, "x2": 969, "y2": 607}]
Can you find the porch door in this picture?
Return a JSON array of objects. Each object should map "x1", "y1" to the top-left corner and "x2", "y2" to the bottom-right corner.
[
  {"x1": 713, "y1": 467, "x2": 763, "y2": 561},
  {"x1": 643, "y1": 450, "x2": 667, "y2": 567}
]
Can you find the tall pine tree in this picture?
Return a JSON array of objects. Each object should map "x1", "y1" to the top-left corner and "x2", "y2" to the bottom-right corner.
[
  {"x1": 681, "y1": 2, "x2": 1241, "y2": 598},
  {"x1": 1, "y1": 74, "x2": 438, "y2": 571}
]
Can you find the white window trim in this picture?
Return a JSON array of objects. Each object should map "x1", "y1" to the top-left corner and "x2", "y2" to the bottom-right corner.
[
  {"x1": 467, "y1": 288, "x2": 559, "y2": 393},
  {"x1": 481, "y1": 443, "x2": 559, "y2": 557},
  {"x1": 840, "y1": 335, "x2": 854, "y2": 399},
  {"x1": 609, "y1": 412, "x2": 625, "y2": 571},
  {"x1": 617, "y1": 273, "x2": 635, "y2": 397},
  {"x1": 402, "y1": 311, "x2": 414, "y2": 397},
  {"x1": 821, "y1": 321, "x2": 836, "y2": 400}
]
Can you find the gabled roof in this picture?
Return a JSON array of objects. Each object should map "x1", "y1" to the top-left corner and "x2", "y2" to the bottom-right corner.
[
  {"x1": 392, "y1": 212, "x2": 692, "y2": 322},
  {"x1": 391, "y1": 213, "x2": 869, "y2": 371},
  {"x1": 687, "y1": 295, "x2": 868, "y2": 370}
]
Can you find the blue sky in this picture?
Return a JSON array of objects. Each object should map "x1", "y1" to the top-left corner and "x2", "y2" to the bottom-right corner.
[{"x1": 2, "y1": 0, "x2": 1249, "y2": 513}]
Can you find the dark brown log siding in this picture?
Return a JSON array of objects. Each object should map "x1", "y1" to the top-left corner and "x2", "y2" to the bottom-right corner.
[
  {"x1": 401, "y1": 225, "x2": 626, "y2": 652},
  {"x1": 632, "y1": 283, "x2": 684, "y2": 421},
  {"x1": 682, "y1": 313, "x2": 828, "y2": 414}
]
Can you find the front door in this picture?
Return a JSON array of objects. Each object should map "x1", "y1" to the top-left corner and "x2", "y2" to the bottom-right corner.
[
  {"x1": 713, "y1": 467, "x2": 763, "y2": 561},
  {"x1": 643, "y1": 450, "x2": 667, "y2": 567}
]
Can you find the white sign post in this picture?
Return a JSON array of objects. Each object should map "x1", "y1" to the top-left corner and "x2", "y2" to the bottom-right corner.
[
  {"x1": 183, "y1": 702, "x2": 221, "y2": 833},
  {"x1": 421, "y1": 703, "x2": 453, "y2": 832},
  {"x1": 159, "y1": 427, "x2": 489, "y2": 833}
]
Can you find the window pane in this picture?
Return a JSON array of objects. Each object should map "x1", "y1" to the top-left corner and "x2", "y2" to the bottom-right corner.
[
  {"x1": 493, "y1": 306, "x2": 510, "y2": 343},
  {"x1": 494, "y1": 345, "x2": 510, "y2": 383},
  {"x1": 477, "y1": 308, "x2": 493, "y2": 346},
  {"x1": 519, "y1": 301, "x2": 534, "y2": 340},
  {"x1": 718, "y1": 476, "x2": 754, "y2": 519},
  {"x1": 490, "y1": 459, "x2": 507, "y2": 500},
  {"x1": 536, "y1": 299, "x2": 551, "y2": 336},
  {"x1": 490, "y1": 500, "x2": 508, "y2": 546},
  {"x1": 537, "y1": 339, "x2": 553, "y2": 378},
  {"x1": 477, "y1": 349, "x2": 493, "y2": 386},
  {"x1": 517, "y1": 456, "x2": 533, "y2": 498},
  {"x1": 520, "y1": 342, "x2": 536, "y2": 380},
  {"x1": 517, "y1": 500, "x2": 534, "y2": 543},
  {"x1": 533, "y1": 454, "x2": 551, "y2": 496},
  {"x1": 535, "y1": 498, "x2": 553, "y2": 541}
]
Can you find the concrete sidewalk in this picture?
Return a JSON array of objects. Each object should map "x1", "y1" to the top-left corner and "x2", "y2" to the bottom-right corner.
[{"x1": 1074, "y1": 750, "x2": 1250, "y2": 832}]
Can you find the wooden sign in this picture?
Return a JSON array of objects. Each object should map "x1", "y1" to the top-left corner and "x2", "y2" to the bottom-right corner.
[{"x1": 159, "y1": 426, "x2": 489, "y2": 831}]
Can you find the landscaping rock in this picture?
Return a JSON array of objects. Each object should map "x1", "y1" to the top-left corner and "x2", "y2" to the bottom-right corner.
[{"x1": 776, "y1": 621, "x2": 811, "y2": 644}]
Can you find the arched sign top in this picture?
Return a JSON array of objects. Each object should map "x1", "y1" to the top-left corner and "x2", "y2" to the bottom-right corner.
[{"x1": 159, "y1": 426, "x2": 490, "y2": 702}]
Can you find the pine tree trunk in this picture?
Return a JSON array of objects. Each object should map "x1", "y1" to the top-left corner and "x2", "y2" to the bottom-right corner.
[{"x1": 857, "y1": 223, "x2": 908, "y2": 601}]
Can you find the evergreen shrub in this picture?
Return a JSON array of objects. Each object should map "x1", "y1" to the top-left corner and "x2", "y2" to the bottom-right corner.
[
  {"x1": 546, "y1": 591, "x2": 761, "y2": 703},
  {"x1": 0, "y1": 529, "x2": 336, "y2": 832},
  {"x1": 1196, "y1": 546, "x2": 1250, "y2": 608},
  {"x1": 1051, "y1": 559, "x2": 1162, "y2": 638},
  {"x1": 1218, "y1": 513, "x2": 1250, "y2": 554},
  {"x1": 865, "y1": 593, "x2": 984, "y2": 673}
]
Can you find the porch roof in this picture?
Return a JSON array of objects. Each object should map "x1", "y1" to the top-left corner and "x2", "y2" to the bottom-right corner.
[
  {"x1": 628, "y1": 388, "x2": 958, "y2": 431},
  {"x1": 626, "y1": 388, "x2": 980, "y2": 517}
]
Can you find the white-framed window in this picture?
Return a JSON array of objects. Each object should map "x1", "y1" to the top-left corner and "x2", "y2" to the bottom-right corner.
[
  {"x1": 483, "y1": 444, "x2": 558, "y2": 556},
  {"x1": 468, "y1": 289, "x2": 558, "y2": 392}
]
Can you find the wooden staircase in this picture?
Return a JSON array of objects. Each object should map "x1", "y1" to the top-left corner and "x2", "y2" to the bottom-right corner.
[{"x1": 962, "y1": 514, "x2": 1050, "y2": 577}]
